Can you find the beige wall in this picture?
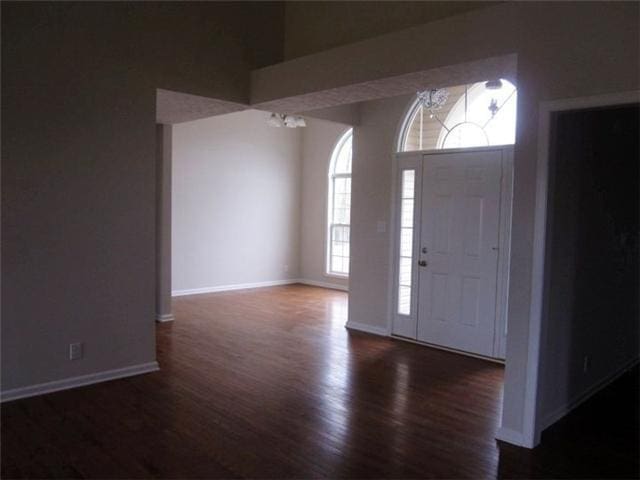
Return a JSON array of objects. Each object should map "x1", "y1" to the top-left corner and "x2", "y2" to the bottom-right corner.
[
  {"x1": 300, "y1": 118, "x2": 352, "y2": 289},
  {"x1": 260, "y1": 2, "x2": 639, "y2": 443},
  {"x1": 1, "y1": 2, "x2": 284, "y2": 392},
  {"x1": 171, "y1": 110, "x2": 302, "y2": 293}
]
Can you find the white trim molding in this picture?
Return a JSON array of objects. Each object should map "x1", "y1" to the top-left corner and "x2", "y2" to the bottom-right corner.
[
  {"x1": 345, "y1": 321, "x2": 388, "y2": 337},
  {"x1": 298, "y1": 279, "x2": 349, "y2": 292},
  {"x1": 524, "y1": 89, "x2": 640, "y2": 448},
  {"x1": 0, "y1": 361, "x2": 160, "y2": 403},
  {"x1": 156, "y1": 313, "x2": 175, "y2": 322},
  {"x1": 325, "y1": 127, "x2": 354, "y2": 279},
  {"x1": 173, "y1": 279, "x2": 350, "y2": 297},
  {"x1": 172, "y1": 279, "x2": 299, "y2": 297}
]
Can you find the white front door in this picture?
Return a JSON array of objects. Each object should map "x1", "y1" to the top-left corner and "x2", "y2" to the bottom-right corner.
[{"x1": 415, "y1": 150, "x2": 502, "y2": 357}]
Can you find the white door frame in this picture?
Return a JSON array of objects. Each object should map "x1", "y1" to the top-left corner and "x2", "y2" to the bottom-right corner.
[
  {"x1": 388, "y1": 145, "x2": 513, "y2": 360},
  {"x1": 522, "y1": 89, "x2": 640, "y2": 448}
]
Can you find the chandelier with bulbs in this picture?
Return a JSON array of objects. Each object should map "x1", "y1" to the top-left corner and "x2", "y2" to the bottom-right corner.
[
  {"x1": 416, "y1": 88, "x2": 450, "y2": 118},
  {"x1": 416, "y1": 80, "x2": 509, "y2": 124},
  {"x1": 267, "y1": 113, "x2": 306, "y2": 128},
  {"x1": 410, "y1": 79, "x2": 516, "y2": 150}
]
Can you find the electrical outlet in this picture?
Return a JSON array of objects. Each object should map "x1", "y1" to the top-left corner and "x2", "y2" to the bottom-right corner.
[
  {"x1": 69, "y1": 342, "x2": 83, "y2": 361},
  {"x1": 583, "y1": 355, "x2": 591, "y2": 373},
  {"x1": 283, "y1": 264, "x2": 289, "y2": 273}
]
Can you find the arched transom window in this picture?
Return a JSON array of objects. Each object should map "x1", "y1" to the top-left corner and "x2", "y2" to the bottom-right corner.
[
  {"x1": 327, "y1": 129, "x2": 352, "y2": 276},
  {"x1": 400, "y1": 79, "x2": 517, "y2": 152}
]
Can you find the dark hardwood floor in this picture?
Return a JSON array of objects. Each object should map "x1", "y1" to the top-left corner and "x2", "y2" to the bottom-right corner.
[{"x1": 2, "y1": 285, "x2": 638, "y2": 479}]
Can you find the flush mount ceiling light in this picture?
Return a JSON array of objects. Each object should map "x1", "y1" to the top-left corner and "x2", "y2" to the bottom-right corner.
[{"x1": 267, "y1": 113, "x2": 306, "y2": 128}]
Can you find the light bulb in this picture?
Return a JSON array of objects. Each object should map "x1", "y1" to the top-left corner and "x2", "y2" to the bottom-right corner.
[{"x1": 267, "y1": 113, "x2": 283, "y2": 127}]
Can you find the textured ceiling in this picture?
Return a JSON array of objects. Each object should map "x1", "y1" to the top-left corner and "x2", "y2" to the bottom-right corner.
[
  {"x1": 156, "y1": 55, "x2": 516, "y2": 123},
  {"x1": 253, "y1": 55, "x2": 517, "y2": 114},
  {"x1": 156, "y1": 89, "x2": 248, "y2": 124}
]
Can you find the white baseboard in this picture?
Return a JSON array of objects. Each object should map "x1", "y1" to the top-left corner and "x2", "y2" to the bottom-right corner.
[
  {"x1": 495, "y1": 426, "x2": 525, "y2": 447},
  {"x1": 540, "y1": 356, "x2": 639, "y2": 431},
  {"x1": 172, "y1": 278, "x2": 350, "y2": 297},
  {"x1": 345, "y1": 321, "x2": 388, "y2": 337},
  {"x1": 172, "y1": 279, "x2": 299, "y2": 297},
  {"x1": 0, "y1": 361, "x2": 160, "y2": 403},
  {"x1": 297, "y1": 279, "x2": 349, "y2": 292},
  {"x1": 156, "y1": 313, "x2": 175, "y2": 322}
]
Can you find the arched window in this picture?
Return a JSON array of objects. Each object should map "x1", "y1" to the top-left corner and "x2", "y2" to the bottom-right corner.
[
  {"x1": 399, "y1": 79, "x2": 517, "y2": 152},
  {"x1": 327, "y1": 129, "x2": 353, "y2": 276}
]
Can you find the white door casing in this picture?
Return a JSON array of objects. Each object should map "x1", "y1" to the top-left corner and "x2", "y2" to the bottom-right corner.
[
  {"x1": 416, "y1": 150, "x2": 502, "y2": 357},
  {"x1": 391, "y1": 147, "x2": 511, "y2": 359}
]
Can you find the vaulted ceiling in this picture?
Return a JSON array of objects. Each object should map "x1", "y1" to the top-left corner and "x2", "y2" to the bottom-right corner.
[{"x1": 155, "y1": 1, "x2": 503, "y2": 124}]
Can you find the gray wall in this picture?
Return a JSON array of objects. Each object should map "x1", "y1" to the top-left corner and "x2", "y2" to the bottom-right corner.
[
  {"x1": 1, "y1": 2, "x2": 284, "y2": 391},
  {"x1": 300, "y1": 118, "x2": 351, "y2": 289},
  {"x1": 171, "y1": 110, "x2": 302, "y2": 293}
]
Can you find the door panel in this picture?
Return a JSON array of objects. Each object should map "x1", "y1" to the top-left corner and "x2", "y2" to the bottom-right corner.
[{"x1": 417, "y1": 150, "x2": 502, "y2": 357}]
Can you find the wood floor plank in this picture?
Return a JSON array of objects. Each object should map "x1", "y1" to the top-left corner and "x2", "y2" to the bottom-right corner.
[{"x1": 2, "y1": 285, "x2": 638, "y2": 478}]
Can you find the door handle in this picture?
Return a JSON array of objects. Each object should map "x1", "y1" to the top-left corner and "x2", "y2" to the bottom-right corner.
[{"x1": 418, "y1": 260, "x2": 428, "y2": 267}]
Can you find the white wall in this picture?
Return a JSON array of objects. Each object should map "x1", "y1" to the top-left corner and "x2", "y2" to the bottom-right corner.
[
  {"x1": 171, "y1": 110, "x2": 302, "y2": 293},
  {"x1": 300, "y1": 118, "x2": 351, "y2": 290}
]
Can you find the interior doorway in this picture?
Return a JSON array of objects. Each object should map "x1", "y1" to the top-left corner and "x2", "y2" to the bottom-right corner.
[
  {"x1": 391, "y1": 147, "x2": 512, "y2": 359},
  {"x1": 535, "y1": 101, "x2": 639, "y2": 437}
]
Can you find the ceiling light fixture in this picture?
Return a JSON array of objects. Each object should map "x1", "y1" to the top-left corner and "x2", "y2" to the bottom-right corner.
[
  {"x1": 267, "y1": 113, "x2": 283, "y2": 127},
  {"x1": 416, "y1": 88, "x2": 450, "y2": 118},
  {"x1": 267, "y1": 113, "x2": 306, "y2": 128}
]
